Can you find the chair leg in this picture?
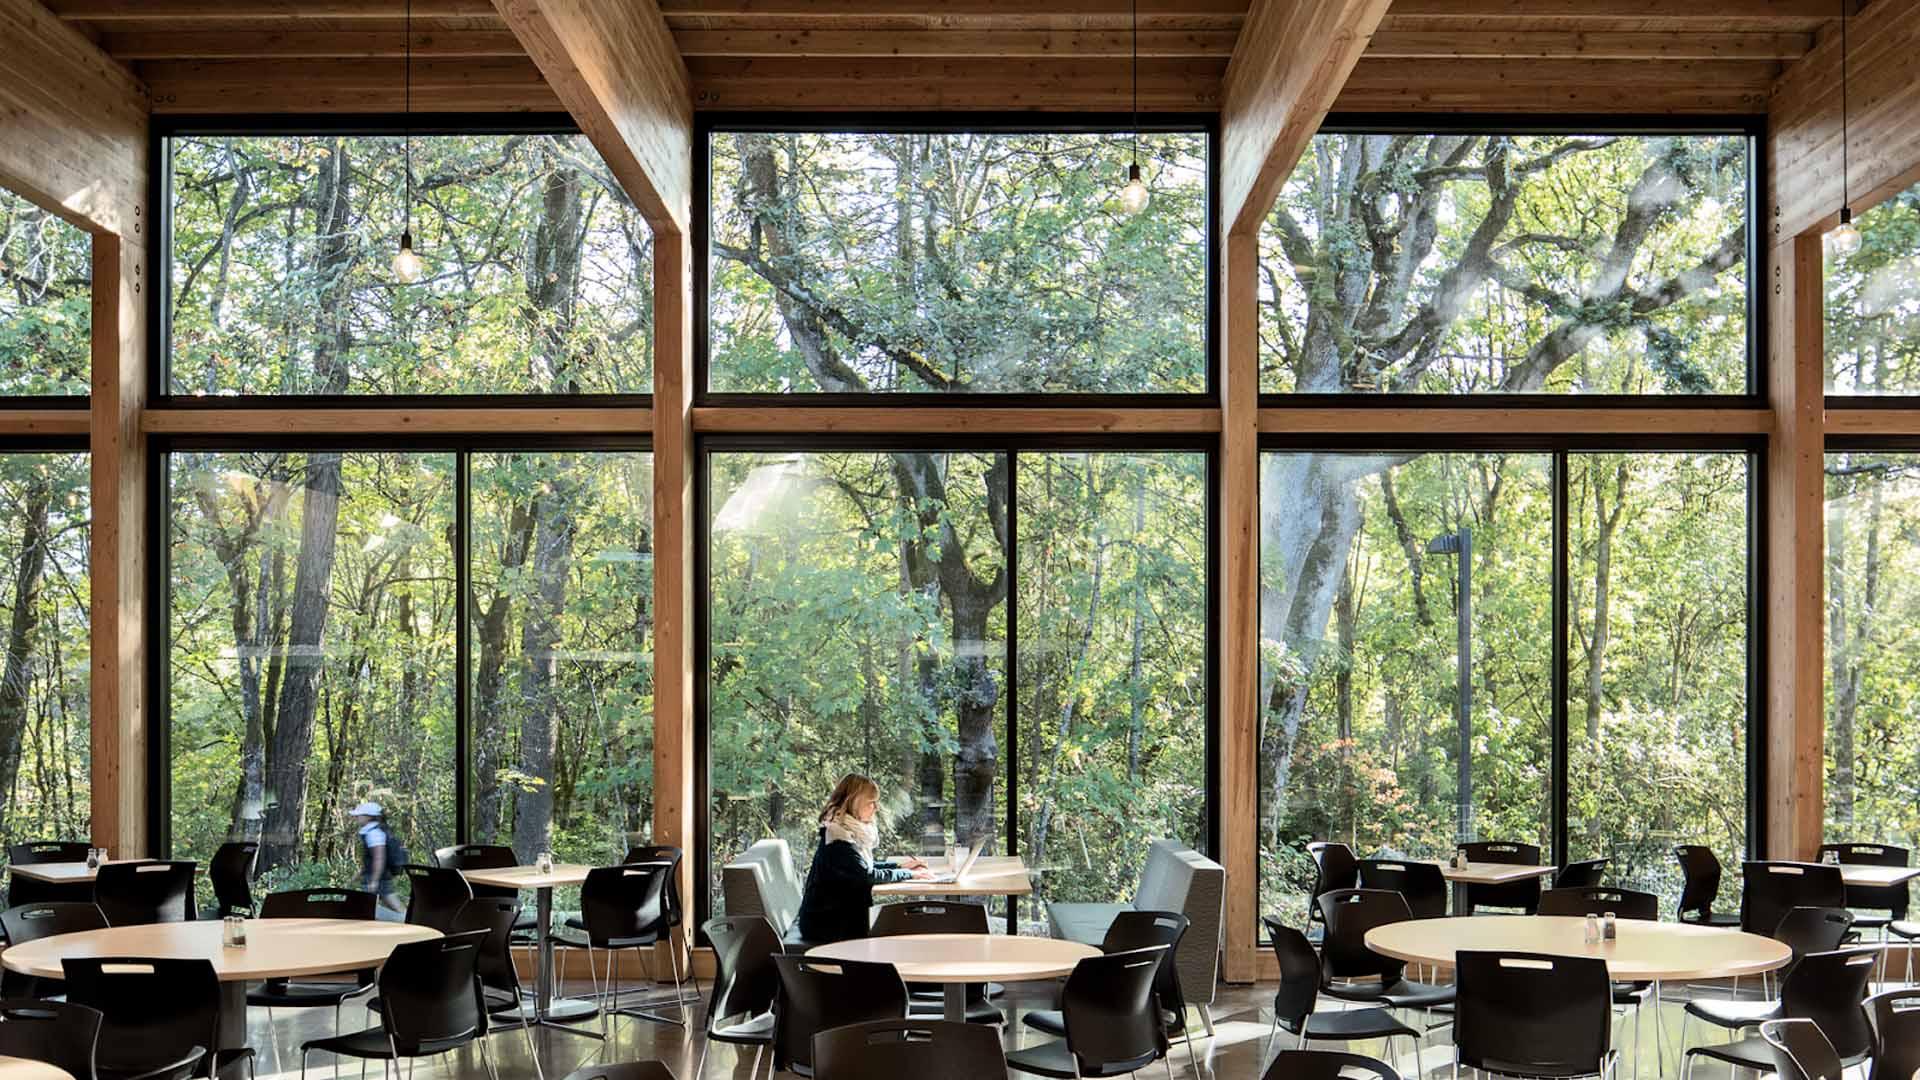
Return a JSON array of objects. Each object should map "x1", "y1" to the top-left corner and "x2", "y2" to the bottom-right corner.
[
  {"x1": 1181, "y1": 1022, "x2": 1201, "y2": 1077},
  {"x1": 1198, "y1": 1005, "x2": 1215, "y2": 1037},
  {"x1": 479, "y1": 1036, "x2": 501, "y2": 1080}
]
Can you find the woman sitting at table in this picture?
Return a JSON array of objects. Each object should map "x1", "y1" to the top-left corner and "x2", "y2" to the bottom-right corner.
[{"x1": 796, "y1": 773, "x2": 932, "y2": 943}]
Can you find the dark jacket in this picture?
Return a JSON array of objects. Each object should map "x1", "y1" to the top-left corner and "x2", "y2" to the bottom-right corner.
[{"x1": 795, "y1": 826, "x2": 912, "y2": 944}]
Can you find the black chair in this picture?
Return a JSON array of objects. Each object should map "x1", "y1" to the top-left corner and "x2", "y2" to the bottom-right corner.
[
  {"x1": 550, "y1": 863, "x2": 689, "y2": 1027},
  {"x1": 621, "y1": 845, "x2": 688, "y2": 946},
  {"x1": 1538, "y1": 887, "x2": 1658, "y2": 921},
  {"x1": 1818, "y1": 843, "x2": 1909, "y2": 933},
  {"x1": 1760, "y1": 1019, "x2": 1842, "y2": 1080},
  {"x1": 94, "y1": 862, "x2": 198, "y2": 926},
  {"x1": 0, "y1": 999, "x2": 102, "y2": 1080},
  {"x1": 300, "y1": 930, "x2": 498, "y2": 1080},
  {"x1": 770, "y1": 955, "x2": 908, "y2": 1078},
  {"x1": 1005, "y1": 947, "x2": 1169, "y2": 1080},
  {"x1": 1554, "y1": 859, "x2": 1609, "y2": 890},
  {"x1": 698, "y1": 916, "x2": 781, "y2": 1080},
  {"x1": 558, "y1": 1064, "x2": 677, "y2": 1080},
  {"x1": 1316, "y1": 889, "x2": 1455, "y2": 1011},
  {"x1": 446, "y1": 898, "x2": 542, "y2": 1079},
  {"x1": 1869, "y1": 987, "x2": 1920, "y2": 1080},
  {"x1": 1262, "y1": 918, "x2": 1424, "y2": 1078},
  {"x1": 6, "y1": 841, "x2": 91, "y2": 906},
  {"x1": 1675, "y1": 845, "x2": 1740, "y2": 927},
  {"x1": 1355, "y1": 859, "x2": 1447, "y2": 919},
  {"x1": 1682, "y1": 948, "x2": 1877, "y2": 1080},
  {"x1": 400, "y1": 864, "x2": 473, "y2": 933},
  {"x1": 1458, "y1": 841, "x2": 1544, "y2": 914},
  {"x1": 1681, "y1": 907, "x2": 1854, "y2": 1042},
  {"x1": 1456, "y1": 950, "x2": 1615, "y2": 1080},
  {"x1": 63, "y1": 956, "x2": 253, "y2": 1080},
  {"x1": 1025, "y1": 910, "x2": 1199, "y2": 1073},
  {"x1": 870, "y1": 901, "x2": 999, "y2": 1026},
  {"x1": 1306, "y1": 843, "x2": 1359, "y2": 940},
  {"x1": 433, "y1": 845, "x2": 522, "y2": 903},
  {"x1": 814, "y1": 1019, "x2": 1005, "y2": 1080},
  {"x1": 0, "y1": 901, "x2": 106, "y2": 997},
  {"x1": 1262, "y1": 1049, "x2": 1400, "y2": 1080},
  {"x1": 207, "y1": 842, "x2": 258, "y2": 918},
  {"x1": 247, "y1": 890, "x2": 380, "y2": 1055},
  {"x1": 1743, "y1": 862, "x2": 1846, "y2": 940}
]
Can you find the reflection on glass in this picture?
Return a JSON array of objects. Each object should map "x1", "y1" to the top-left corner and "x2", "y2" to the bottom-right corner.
[
  {"x1": 168, "y1": 451, "x2": 454, "y2": 892},
  {"x1": 706, "y1": 451, "x2": 1008, "y2": 914},
  {"x1": 0, "y1": 187, "x2": 90, "y2": 395},
  {"x1": 708, "y1": 131, "x2": 1208, "y2": 394},
  {"x1": 1566, "y1": 453, "x2": 1749, "y2": 912},
  {"x1": 1257, "y1": 451, "x2": 1552, "y2": 923},
  {"x1": 1017, "y1": 452, "x2": 1207, "y2": 914},
  {"x1": 1825, "y1": 181, "x2": 1920, "y2": 394},
  {"x1": 1260, "y1": 132, "x2": 1751, "y2": 395},
  {"x1": 167, "y1": 133, "x2": 653, "y2": 395},
  {"x1": 468, "y1": 451, "x2": 655, "y2": 863}
]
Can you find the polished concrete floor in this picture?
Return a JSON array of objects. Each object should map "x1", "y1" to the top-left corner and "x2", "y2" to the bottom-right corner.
[{"x1": 250, "y1": 973, "x2": 1786, "y2": 1080}]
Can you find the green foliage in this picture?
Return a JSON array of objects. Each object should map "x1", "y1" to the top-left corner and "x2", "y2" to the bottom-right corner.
[
  {"x1": 0, "y1": 188, "x2": 91, "y2": 395},
  {"x1": 1825, "y1": 181, "x2": 1920, "y2": 392}
]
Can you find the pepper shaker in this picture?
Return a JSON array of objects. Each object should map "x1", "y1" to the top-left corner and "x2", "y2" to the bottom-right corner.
[
  {"x1": 1602, "y1": 911, "x2": 1617, "y2": 940},
  {"x1": 1584, "y1": 913, "x2": 1600, "y2": 944}
]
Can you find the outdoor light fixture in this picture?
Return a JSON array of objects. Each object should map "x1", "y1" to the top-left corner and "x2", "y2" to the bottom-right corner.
[
  {"x1": 392, "y1": 0, "x2": 425, "y2": 283},
  {"x1": 1830, "y1": 0, "x2": 1863, "y2": 259},
  {"x1": 1119, "y1": 0, "x2": 1149, "y2": 215}
]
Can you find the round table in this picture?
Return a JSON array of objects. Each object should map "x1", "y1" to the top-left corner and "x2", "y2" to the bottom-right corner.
[
  {"x1": 0, "y1": 1057, "x2": 75, "y2": 1080},
  {"x1": 1, "y1": 918, "x2": 441, "y2": 1053},
  {"x1": 1364, "y1": 915, "x2": 1791, "y2": 982},
  {"x1": 807, "y1": 933, "x2": 1100, "y2": 1022}
]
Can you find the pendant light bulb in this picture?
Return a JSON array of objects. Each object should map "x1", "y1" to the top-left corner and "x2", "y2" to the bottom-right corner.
[
  {"x1": 1830, "y1": 206, "x2": 1863, "y2": 259},
  {"x1": 393, "y1": 229, "x2": 424, "y2": 283},
  {"x1": 1120, "y1": 162, "x2": 1149, "y2": 215}
]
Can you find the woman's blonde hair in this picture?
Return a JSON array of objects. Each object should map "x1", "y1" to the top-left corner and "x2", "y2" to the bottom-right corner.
[{"x1": 821, "y1": 773, "x2": 880, "y2": 823}]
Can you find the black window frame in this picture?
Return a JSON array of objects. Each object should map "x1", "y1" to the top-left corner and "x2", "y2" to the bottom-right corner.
[
  {"x1": 695, "y1": 112, "x2": 1222, "y2": 408},
  {"x1": 1254, "y1": 113, "x2": 1769, "y2": 408},
  {"x1": 149, "y1": 113, "x2": 657, "y2": 409}
]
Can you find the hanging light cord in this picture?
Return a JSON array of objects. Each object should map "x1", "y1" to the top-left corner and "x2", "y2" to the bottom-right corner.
[
  {"x1": 404, "y1": 0, "x2": 413, "y2": 237},
  {"x1": 1840, "y1": 0, "x2": 1850, "y2": 212},
  {"x1": 1131, "y1": 0, "x2": 1139, "y2": 168}
]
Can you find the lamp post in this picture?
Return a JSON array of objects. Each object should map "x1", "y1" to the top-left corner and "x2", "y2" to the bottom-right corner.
[{"x1": 1426, "y1": 528, "x2": 1473, "y2": 844}]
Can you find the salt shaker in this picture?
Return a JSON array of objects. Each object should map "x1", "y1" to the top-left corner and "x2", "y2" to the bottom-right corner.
[
  {"x1": 1584, "y1": 913, "x2": 1600, "y2": 944},
  {"x1": 85, "y1": 847, "x2": 101, "y2": 869},
  {"x1": 1603, "y1": 911, "x2": 1618, "y2": 940},
  {"x1": 536, "y1": 850, "x2": 554, "y2": 874},
  {"x1": 222, "y1": 914, "x2": 247, "y2": 948}
]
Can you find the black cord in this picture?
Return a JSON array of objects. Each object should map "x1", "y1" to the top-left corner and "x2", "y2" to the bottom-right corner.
[
  {"x1": 1840, "y1": 0, "x2": 1850, "y2": 211},
  {"x1": 1131, "y1": 0, "x2": 1139, "y2": 168},
  {"x1": 404, "y1": 0, "x2": 413, "y2": 237}
]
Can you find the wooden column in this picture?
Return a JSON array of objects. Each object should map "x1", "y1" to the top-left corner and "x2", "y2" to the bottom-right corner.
[{"x1": 652, "y1": 231, "x2": 696, "y2": 968}]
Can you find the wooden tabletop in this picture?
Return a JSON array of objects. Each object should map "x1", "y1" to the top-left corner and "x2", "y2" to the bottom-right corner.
[
  {"x1": 0, "y1": 918, "x2": 440, "y2": 981},
  {"x1": 0, "y1": 1056, "x2": 75, "y2": 1080},
  {"x1": 1839, "y1": 863, "x2": 1920, "y2": 888},
  {"x1": 458, "y1": 863, "x2": 595, "y2": 890},
  {"x1": 7, "y1": 859, "x2": 149, "y2": 884},
  {"x1": 1365, "y1": 915, "x2": 1792, "y2": 981},
  {"x1": 1433, "y1": 861, "x2": 1561, "y2": 885},
  {"x1": 807, "y1": 933, "x2": 1098, "y2": 983},
  {"x1": 872, "y1": 855, "x2": 1033, "y2": 898}
]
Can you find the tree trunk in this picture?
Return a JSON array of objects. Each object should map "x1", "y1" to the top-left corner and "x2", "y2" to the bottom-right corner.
[
  {"x1": 472, "y1": 500, "x2": 535, "y2": 842},
  {"x1": 1584, "y1": 459, "x2": 1629, "y2": 741},
  {"x1": 0, "y1": 472, "x2": 53, "y2": 834},
  {"x1": 511, "y1": 490, "x2": 576, "y2": 858}
]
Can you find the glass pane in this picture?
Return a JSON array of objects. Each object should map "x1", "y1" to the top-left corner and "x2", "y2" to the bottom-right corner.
[
  {"x1": 1825, "y1": 452, "x2": 1920, "y2": 843},
  {"x1": 707, "y1": 450, "x2": 1008, "y2": 913},
  {"x1": 0, "y1": 188, "x2": 90, "y2": 395},
  {"x1": 1017, "y1": 451, "x2": 1207, "y2": 916},
  {"x1": 468, "y1": 450, "x2": 654, "y2": 864},
  {"x1": 168, "y1": 451, "x2": 455, "y2": 897},
  {"x1": 167, "y1": 133, "x2": 653, "y2": 396},
  {"x1": 708, "y1": 131, "x2": 1208, "y2": 394},
  {"x1": 1567, "y1": 453, "x2": 1750, "y2": 912},
  {"x1": 1260, "y1": 132, "x2": 1751, "y2": 395},
  {"x1": 1258, "y1": 451, "x2": 1553, "y2": 923},
  {"x1": 0, "y1": 453, "x2": 91, "y2": 853},
  {"x1": 1825, "y1": 180, "x2": 1920, "y2": 394}
]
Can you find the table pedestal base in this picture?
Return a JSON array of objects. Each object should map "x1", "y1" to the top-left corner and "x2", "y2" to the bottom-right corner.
[{"x1": 943, "y1": 983, "x2": 966, "y2": 1024}]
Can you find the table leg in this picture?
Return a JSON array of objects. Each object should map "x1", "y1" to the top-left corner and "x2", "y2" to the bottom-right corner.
[
  {"x1": 218, "y1": 981, "x2": 248, "y2": 1054},
  {"x1": 1451, "y1": 882, "x2": 1469, "y2": 916},
  {"x1": 943, "y1": 983, "x2": 966, "y2": 1024},
  {"x1": 501, "y1": 884, "x2": 601, "y2": 1038}
]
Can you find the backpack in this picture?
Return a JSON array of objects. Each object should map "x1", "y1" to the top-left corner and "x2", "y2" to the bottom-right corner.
[{"x1": 383, "y1": 828, "x2": 408, "y2": 875}]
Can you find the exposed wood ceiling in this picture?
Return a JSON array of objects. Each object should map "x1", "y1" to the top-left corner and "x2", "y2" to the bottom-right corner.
[{"x1": 42, "y1": 0, "x2": 1845, "y2": 114}]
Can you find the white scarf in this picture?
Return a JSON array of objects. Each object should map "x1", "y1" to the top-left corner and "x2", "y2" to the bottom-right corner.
[{"x1": 823, "y1": 811, "x2": 879, "y2": 863}]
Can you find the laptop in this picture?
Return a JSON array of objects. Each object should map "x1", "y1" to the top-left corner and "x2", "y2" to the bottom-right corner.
[{"x1": 923, "y1": 837, "x2": 987, "y2": 884}]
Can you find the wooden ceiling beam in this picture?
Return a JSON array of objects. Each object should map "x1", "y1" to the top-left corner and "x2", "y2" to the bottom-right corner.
[
  {"x1": 687, "y1": 57, "x2": 1225, "y2": 110},
  {"x1": 1221, "y1": 0, "x2": 1390, "y2": 237},
  {"x1": 673, "y1": 28, "x2": 1239, "y2": 58},
  {"x1": 46, "y1": 0, "x2": 496, "y2": 18},
  {"x1": 141, "y1": 57, "x2": 559, "y2": 112},
  {"x1": 104, "y1": 29, "x2": 525, "y2": 59},
  {"x1": 1388, "y1": 0, "x2": 1837, "y2": 22},
  {"x1": 1367, "y1": 29, "x2": 1811, "y2": 60}
]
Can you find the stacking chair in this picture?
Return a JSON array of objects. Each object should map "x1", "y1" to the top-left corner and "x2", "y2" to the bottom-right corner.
[
  {"x1": 401, "y1": 864, "x2": 473, "y2": 933},
  {"x1": 698, "y1": 915, "x2": 781, "y2": 1080},
  {"x1": 434, "y1": 898, "x2": 542, "y2": 1080},
  {"x1": 1743, "y1": 863, "x2": 1846, "y2": 941},
  {"x1": 1674, "y1": 846, "x2": 1741, "y2": 927},
  {"x1": 1263, "y1": 1049, "x2": 1400, "y2": 1080},
  {"x1": 94, "y1": 861, "x2": 197, "y2": 926},
  {"x1": 0, "y1": 999, "x2": 102, "y2": 1080},
  {"x1": 1681, "y1": 948, "x2": 1876, "y2": 1080},
  {"x1": 1868, "y1": 987, "x2": 1920, "y2": 1080},
  {"x1": 1025, "y1": 911, "x2": 1198, "y2": 1073},
  {"x1": 1262, "y1": 918, "x2": 1423, "y2": 1079},
  {"x1": 1455, "y1": 951, "x2": 1616, "y2": 1080},
  {"x1": 1306, "y1": 843, "x2": 1359, "y2": 942},
  {"x1": 621, "y1": 845, "x2": 688, "y2": 950},
  {"x1": 1536, "y1": 888, "x2": 1660, "y2": 1070},
  {"x1": 1554, "y1": 859, "x2": 1609, "y2": 890},
  {"x1": 813, "y1": 1019, "x2": 1005, "y2": 1080},
  {"x1": 1004, "y1": 947, "x2": 1170, "y2": 1080},
  {"x1": 300, "y1": 931, "x2": 498, "y2": 1080},
  {"x1": 871, "y1": 901, "x2": 999, "y2": 1025},
  {"x1": 1457, "y1": 841, "x2": 1544, "y2": 914},
  {"x1": 549, "y1": 863, "x2": 689, "y2": 1028},
  {"x1": 1759, "y1": 1019, "x2": 1841, "y2": 1080},
  {"x1": 1356, "y1": 859, "x2": 1448, "y2": 919},
  {"x1": 770, "y1": 955, "x2": 909, "y2": 1078},
  {"x1": 1317, "y1": 890, "x2": 1455, "y2": 1013},
  {"x1": 558, "y1": 1064, "x2": 676, "y2": 1080},
  {"x1": 5, "y1": 841, "x2": 90, "y2": 906},
  {"x1": 1817, "y1": 843, "x2": 1908, "y2": 936},
  {"x1": 206, "y1": 842, "x2": 258, "y2": 917},
  {"x1": 1680, "y1": 906, "x2": 1852, "y2": 1047},
  {"x1": 63, "y1": 956, "x2": 253, "y2": 1080},
  {"x1": 0, "y1": 902, "x2": 106, "y2": 998},
  {"x1": 433, "y1": 844, "x2": 522, "y2": 902},
  {"x1": 247, "y1": 889, "x2": 379, "y2": 1056}
]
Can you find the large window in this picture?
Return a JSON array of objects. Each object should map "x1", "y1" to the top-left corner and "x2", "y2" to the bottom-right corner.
[
  {"x1": 1259, "y1": 128, "x2": 1754, "y2": 395},
  {"x1": 706, "y1": 128, "x2": 1210, "y2": 395},
  {"x1": 1826, "y1": 180, "x2": 1920, "y2": 394},
  {"x1": 0, "y1": 186, "x2": 90, "y2": 396},
  {"x1": 705, "y1": 446, "x2": 1209, "y2": 927},
  {"x1": 165, "y1": 129, "x2": 653, "y2": 397},
  {"x1": 1258, "y1": 447, "x2": 1752, "y2": 923},
  {"x1": 0, "y1": 452, "x2": 91, "y2": 851}
]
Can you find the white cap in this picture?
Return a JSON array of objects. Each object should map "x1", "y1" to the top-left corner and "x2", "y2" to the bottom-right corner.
[{"x1": 349, "y1": 801, "x2": 383, "y2": 817}]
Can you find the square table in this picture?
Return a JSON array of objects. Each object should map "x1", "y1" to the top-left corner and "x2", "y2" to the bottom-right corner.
[
  {"x1": 6, "y1": 858, "x2": 152, "y2": 885},
  {"x1": 1837, "y1": 863, "x2": 1920, "y2": 889},
  {"x1": 1433, "y1": 860, "x2": 1559, "y2": 914},
  {"x1": 871, "y1": 854, "x2": 1033, "y2": 899},
  {"x1": 459, "y1": 863, "x2": 603, "y2": 1036}
]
